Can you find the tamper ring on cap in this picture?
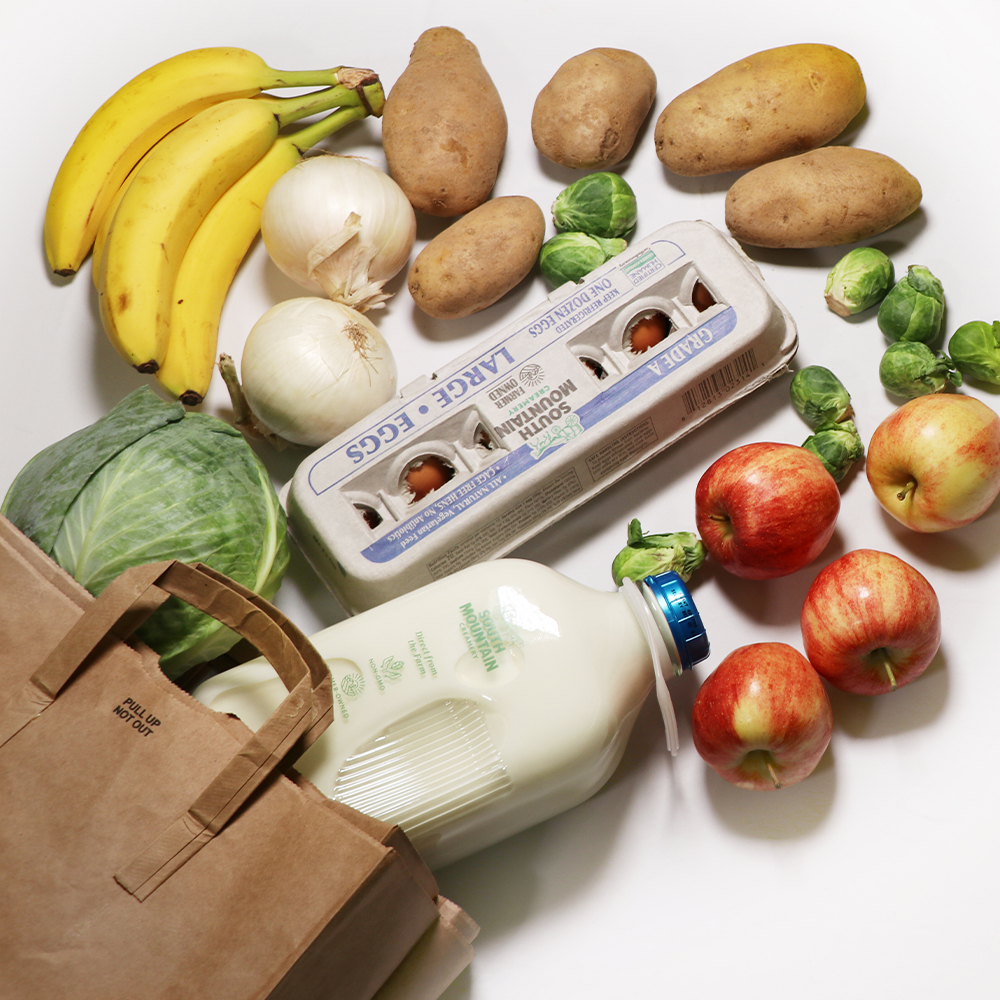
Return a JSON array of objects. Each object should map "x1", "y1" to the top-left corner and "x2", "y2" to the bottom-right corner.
[{"x1": 642, "y1": 570, "x2": 710, "y2": 670}]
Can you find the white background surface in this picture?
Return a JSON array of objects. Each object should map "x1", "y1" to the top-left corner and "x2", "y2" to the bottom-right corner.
[{"x1": 4, "y1": 1, "x2": 999, "y2": 997}]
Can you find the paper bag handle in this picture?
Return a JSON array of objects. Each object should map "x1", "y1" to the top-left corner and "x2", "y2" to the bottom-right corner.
[{"x1": 0, "y1": 559, "x2": 334, "y2": 899}]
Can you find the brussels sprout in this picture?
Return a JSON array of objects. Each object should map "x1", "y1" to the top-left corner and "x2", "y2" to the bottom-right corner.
[
  {"x1": 802, "y1": 420, "x2": 864, "y2": 483},
  {"x1": 824, "y1": 247, "x2": 894, "y2": 316},
  {"x1": 611, "y1": 518, "x2": 706, "y2": 588},
  {"x1": 539, "y1": 231, "x2": 627, "y2": 286},
  {"x1": 789, "y1": 365, "x2": 854, "y2": 428},
  {"x1": 947, "y1": 319, "x2": 1000, "y2": 384},
  {"x1": 877, "y1": 265, "x2": 946, "y2": 344},
  {"x1": 879, "y1": 341, "x2": 962, "y2": 398},
  {"x1": 551, "y1": 172, "x2": 638, "y2": 239}
]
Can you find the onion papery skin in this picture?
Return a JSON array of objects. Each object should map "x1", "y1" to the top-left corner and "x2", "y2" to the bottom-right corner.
[
  {"x1": 261, "y1": 154, "x2": 417, "y2": 313},
  {"x1": 241, "y1": 297, "x2": 398, "y2": 448}
]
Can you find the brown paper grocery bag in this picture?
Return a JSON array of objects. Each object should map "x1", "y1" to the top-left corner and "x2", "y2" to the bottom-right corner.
[{"x1": 0, "y1": 515, "x2": 476, "y2": 1000}]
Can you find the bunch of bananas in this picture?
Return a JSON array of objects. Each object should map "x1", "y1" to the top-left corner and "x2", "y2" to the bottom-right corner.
[{"x1": 45, "y1": 47, "x2": 384, "y2": 405}]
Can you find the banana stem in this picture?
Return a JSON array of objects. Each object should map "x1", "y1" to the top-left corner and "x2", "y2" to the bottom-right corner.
[
  {"x1": 264, "y1": 64, "x2": 377, "y2": 91},
  {"x1": 264, "y1": 65, "x2": 345, "y2": 88},
  {"x1": 285, "y1": 103, "x2": 374, "y2": 152},
  {"x1": 257, "y1": 74, "x2": 384, "y2": 127},
  {"x1": 334, "y1": 68, "x2": 386, "y2": 117}
]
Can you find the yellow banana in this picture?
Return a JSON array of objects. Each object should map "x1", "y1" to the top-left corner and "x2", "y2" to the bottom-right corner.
[
  {"x1": 98, "y1": 81, "x2": 378, "y2": 374},
  {"x1": 157, "y1": 103, "x2": 377, "y2": 405},
  {"x1": 44, "y1": 47, "x2": 355, "y2": 277},
  {"x1": 90, "y1": 143, "x2": 162, "y2": 289}
]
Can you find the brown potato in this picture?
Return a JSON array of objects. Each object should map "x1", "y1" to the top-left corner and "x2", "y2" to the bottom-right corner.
[
  {"x1": 724, "y1": 146, "x2": 922, "y2": 248},
  {"x1": 531, "y1": 48, "x2": 656, "y2": 169},
  {"x1": 655, "y1": 43, "x2": 866, "y2": 176},
  {"x1": 382, "y1": 27, "x2": 507, "y2": 217},
  {"x1": 408, "y1": 196, "x2": 545, "y2": 319}
]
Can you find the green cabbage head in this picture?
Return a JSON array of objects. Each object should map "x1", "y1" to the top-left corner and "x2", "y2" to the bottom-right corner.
[{"x1": 2, "y1": 387, "x2": 289, "y2": 678}]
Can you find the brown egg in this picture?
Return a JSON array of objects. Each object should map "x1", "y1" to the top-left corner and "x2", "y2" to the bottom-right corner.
[
  {"x1": 628, "y1": 312, "x2": 669, "y2": 353},
  {"x1": 356, "y1": 504, "x2": 383, "y2": 529},
  {"x1": 692, "y1": 280, "x2": 715, "y2": 312},
  {"x1": 404, "y1": 456, "x2": 454, "y2": 502}
]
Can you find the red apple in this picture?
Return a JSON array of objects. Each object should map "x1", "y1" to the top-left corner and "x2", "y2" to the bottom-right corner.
[
  {"x1": 695, "y1": 441, "x2": 840, "y2": 579},
  {"x1": 866, "y1": 393, "x2": 1000, "y2": 532},
  {"x1": 800, "y1": 548, "x2": 941, "y2": 695},
  {"x1": 691, "y1": 642, "x2": 833, "y2": 790}
]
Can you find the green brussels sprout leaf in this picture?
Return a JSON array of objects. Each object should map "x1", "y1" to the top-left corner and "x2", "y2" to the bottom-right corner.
[
  {"x1": 947, "y1": 320, "x2": 1000, "y2": 385},
  {"x1": 802, "y1": 420, "x2": 864, "y2": 483},
  {"x1": 877, "y1": 265, "x2": 946, "y2": 345},
  {"x1": 552, "y1": 172, "x2": 638, "y2": 239},
  {"x1": 824, "y1": 247, "x2": 894, "y2": 316},
  {"x1": 879, "y1": 341, "x2": 962, "y2": 398},
  {"x1": 789, "y1": 366, "x2": 854, "y2": 428},
  {"x1": 611, "y1": 518, "x2": 706, "y2": 587},
  {"x1": 539, "y1": 231, "x2": 627, "y2": 286}
]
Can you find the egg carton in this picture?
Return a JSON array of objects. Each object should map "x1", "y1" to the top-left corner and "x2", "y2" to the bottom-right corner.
[{"x1": 284, "y1": 219, "x2": 798, "y2": 613}]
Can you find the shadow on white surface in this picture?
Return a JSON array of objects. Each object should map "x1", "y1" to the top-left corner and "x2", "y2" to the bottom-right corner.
[
  {"x1": 86, "y1": 276, "x2": 151, "y2": 411},
  {"x1": 878, "y1": 498, "x2": 1000, "y2": 572},
  {"x1": 704, "y1": 543, "x2": 842, "y2": 629},
  {"x1": 700, "y1": 742, "x2": 836, "y2": 839},
  {"x1": 827, "y1": 647, "x2": 949, "y2": 739}
]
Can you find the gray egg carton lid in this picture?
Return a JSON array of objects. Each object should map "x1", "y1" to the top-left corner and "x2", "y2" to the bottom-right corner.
[{"x1": 282, "y1": 219, "x2": 798, "y2": 614}]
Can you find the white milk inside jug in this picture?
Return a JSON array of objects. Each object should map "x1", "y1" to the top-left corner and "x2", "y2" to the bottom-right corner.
[{"x1": 194, "y1": 558, "x2": 709, "y2": 869}]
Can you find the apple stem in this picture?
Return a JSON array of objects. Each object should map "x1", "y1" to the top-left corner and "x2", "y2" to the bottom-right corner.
[
  {"x1": 896, "y1": 480, "x2": 917, "y2": 502},
  {"x1": 874, "y1": 649, "x2": 898, "y2": 691},
  {"x1": 766, "y1": 759, "x2": 783, "y2": 789}
]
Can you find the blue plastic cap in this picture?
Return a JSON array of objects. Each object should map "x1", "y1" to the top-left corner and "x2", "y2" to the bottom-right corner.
[{"x1": 641, "y1": 570, "x2": 710, "y2": 671}]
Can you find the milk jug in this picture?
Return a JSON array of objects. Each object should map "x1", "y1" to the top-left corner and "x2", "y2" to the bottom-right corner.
[{"x1": 194, "y1": 558, "x2": 709, "y2": 868}]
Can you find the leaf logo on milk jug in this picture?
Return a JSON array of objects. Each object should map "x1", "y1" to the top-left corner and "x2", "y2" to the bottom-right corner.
[{"x1": 381, "y1": 656, "x2": 405, "y2": 681}]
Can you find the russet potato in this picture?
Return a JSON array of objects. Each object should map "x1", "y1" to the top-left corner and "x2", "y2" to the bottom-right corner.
[
  {"x1": 724, "y1": 146, "x2": 922, "y2": 248},
  {"x1": 408, "y1": 196, "x2": 546, "y2": 319},
  {"x1": 531, "y1": 48, "x2": 656, "y2": 169},
  {"x1": 382, "y1": 27, "x2": 507, "y2": 217},
  {"x1": 655, "y1": 43, "x2": 866, "y2": 176}
]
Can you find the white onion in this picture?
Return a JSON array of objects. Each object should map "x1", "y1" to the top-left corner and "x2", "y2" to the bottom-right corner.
[
  {"x1": 240, "y1": 297, "x2": 398, "y2": 448},
  {"x1": 261, "y1": 154, "x2": 417, "y2": 312}
]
